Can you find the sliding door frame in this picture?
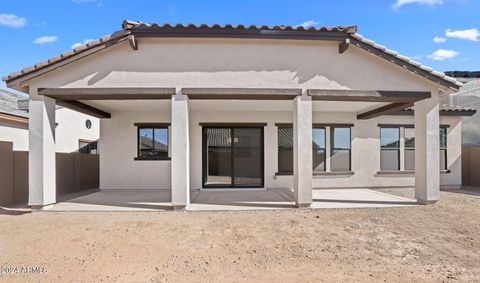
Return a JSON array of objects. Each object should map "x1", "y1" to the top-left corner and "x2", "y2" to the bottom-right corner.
[{"x1": 202, "y1": 124, "x2": 265, "y2": 188}]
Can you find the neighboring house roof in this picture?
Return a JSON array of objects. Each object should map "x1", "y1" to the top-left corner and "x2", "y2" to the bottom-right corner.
[
  {"x1": 2, "y1": 20, "x2": 461, "y2": 91},
  {"x1": 139, "y1": 136, "x2": 168, "y2": 152},
  {"x1": 0, "y1": 89, "x2": 29, "y2": 119},
  {"x1": 445, "y1": 71, "x2": 480, "y2": 83},
  {"x1": 445, "y1": 71, "x2": 480, "y2": 78},
  {"x1": 401, "y1": 104, "x2": 477, "y2": 116}
]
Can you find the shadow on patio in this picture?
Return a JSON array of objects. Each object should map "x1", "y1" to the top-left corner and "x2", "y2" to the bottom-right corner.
[
  {"x1": 47, "y1": 188, "x2": 418, "y2": 211},
  {"x1": 50, "y1": 189, "x2": 172, "y2": 211}
]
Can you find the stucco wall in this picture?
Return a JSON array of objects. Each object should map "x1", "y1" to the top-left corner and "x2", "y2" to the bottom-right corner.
[
  {"x1": 99, "y1": 109, "x2": 171, "y2": 190},
  {"x1": 55, "y1": 108, "x2": 100, "y2": 153},
  {"x1": 96, "y1": 106, "x2": 461, "y2": 191},
  {"x1": 23, "y1": 36, "x2": 459, "y2": 191},
  {"x1": 0, "y1": 120, "x2": 28, "y2": 151},
  {"x1": 29, "y1": 38, "x2": 439, "y2": 93},
  {"x1": 0, "y1": 108, "x2": 99, "y2": 153}
]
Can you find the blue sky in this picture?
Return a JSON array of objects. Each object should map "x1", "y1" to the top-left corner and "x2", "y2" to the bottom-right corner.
[{"x1": 1, "y1": 0, "x2": 479, "y2": 93}]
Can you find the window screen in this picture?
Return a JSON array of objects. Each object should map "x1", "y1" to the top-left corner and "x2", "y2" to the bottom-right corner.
[
  {"x1": 440, "y1": 127, "x2": 447, "y2": 170},
  {"x1": 380, "y1": 128, "x2": 400, "y2": 170},
  {"x1": 331, "y1": 127, "x2": 351, "y2": 171},
  {"x1": 404, "y1": 127, "x2": 415, "y2": 170},
  {"x1": 277, "y1": 127, "x2": 293, "y2": 173},
  {"x1": 312, "y1": 127, "x2": 326, "y2": 171}
]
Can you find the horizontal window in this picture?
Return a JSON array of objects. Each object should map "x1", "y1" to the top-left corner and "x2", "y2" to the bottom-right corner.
[{"x1": 379, "y1": 125, "x2": 448, "y2": 172}]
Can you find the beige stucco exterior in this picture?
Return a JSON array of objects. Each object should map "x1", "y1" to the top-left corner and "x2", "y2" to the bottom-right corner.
[{"x1": 20, "y1": 36, "x2": 460, "y2": 207}]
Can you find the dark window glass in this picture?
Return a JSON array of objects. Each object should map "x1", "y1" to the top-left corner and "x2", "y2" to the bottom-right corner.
[
  {"x1": 137, "y1": 127, "x2": 168, "y2": 159},
  {"x1": 404, "y1": 128, "x2": 415, "y2": 170},
  {"x1": 78, "y1": 140, "x2": 97, "y2": 154},
  {"x1": 380, "y1": 128, "x2": 400, "y2": 170},
  {"x1": 331, "y1": 127, "x2": 351, "y2": 171},
  {"x1": 440, "y1": 127, "x2": 447, "y2": 170},
  {"x1": 312, "y1": 127, "x2": 326, "y2": 171},
  {"x1": 277, "y1": 127, "x2": 293, "y2": 173}
]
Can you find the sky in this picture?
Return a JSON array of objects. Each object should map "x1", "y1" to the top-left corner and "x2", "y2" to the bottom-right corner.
[{"x1": 1, "y1": 0, "x2": 479, "y2": 93}]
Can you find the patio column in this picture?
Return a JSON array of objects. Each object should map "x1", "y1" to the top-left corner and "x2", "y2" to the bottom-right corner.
[
  {"x1": 29, "y1": 88, "x2": 57, "y2": 209},
  {"x1": 171, "y1": 92, "x2": 190, "y2": 209},
  {"x1": 293, "y1": 94, "x2": 313, "y2": 207},
  {"x1": 414, "y1": 91, "x2": 440, "y2": 204}
]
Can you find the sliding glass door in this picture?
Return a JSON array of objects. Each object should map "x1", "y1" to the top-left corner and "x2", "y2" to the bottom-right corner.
[{"x1": 203, "y1": 126, "x2": 264, "y2": 188}]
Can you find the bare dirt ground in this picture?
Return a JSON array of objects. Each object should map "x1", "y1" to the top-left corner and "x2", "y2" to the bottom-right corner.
[{"x1": 0, "y1": 188, "x2": 479, "y2": 282}]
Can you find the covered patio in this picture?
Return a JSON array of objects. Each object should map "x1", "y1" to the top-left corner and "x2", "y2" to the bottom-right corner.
[{"x1": 47, "y1": 188, "x2": 416, "y2": 211}]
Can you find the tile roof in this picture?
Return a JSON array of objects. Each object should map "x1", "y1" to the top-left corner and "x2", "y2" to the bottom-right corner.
[
  {"x1": 121, "y1": 20, "x2": 358, "y2": 33},
  {"x1": 2, "y1": 20, "x2": 461, "y2": 91},
  {"x1": 445, "y1": 71, "x2": 480, "y2": 78},
  {"x1": 402, "y1": 104, "x2": 477, "y2": 115},
  {"x1": 0, "y1": 89, "x2": 29, "y2": 118}
]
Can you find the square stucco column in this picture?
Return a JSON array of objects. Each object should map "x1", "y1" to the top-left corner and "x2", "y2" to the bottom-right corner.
[
  {"x1": 414, "y1": 91, "x2": 440, "y2": 204},
  {"x1": 293, "y1": 94, "x2": 313, "y2": 207},
  {"x1": 29, "y1": 89, "x2": 56, "y2": 209},
  {"x1": 171, "y1": 92, "x2": 190, "y2": 209}
]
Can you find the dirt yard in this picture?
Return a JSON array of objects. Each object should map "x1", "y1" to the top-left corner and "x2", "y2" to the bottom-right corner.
[{"x1": 1, "y1": 188, "x2": 479, "y2": 282}]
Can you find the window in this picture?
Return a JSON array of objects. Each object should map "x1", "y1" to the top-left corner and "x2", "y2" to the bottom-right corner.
[
  {"x1": 380, "y1": 127, "x2": 400, "y2": 171},
  {"x1": 404, "y1": 127, "x2": 415, "y2": 170},
  {"x1": 276, "y1": 124, "x2": 352, "y2": 174},
  {"x1": 78, "y1": 140, "x2": 98, "y2": 154},
  {"x1": 135, "y1": 124, "x2": 169, "y2": 160},
  {"x1": 277, "y1": 127, "x2": 293, "y2": 173},
  {"x1": 312, "y1": 127, "x2": 326, "y2": 171},
  {"x1": 331, "y1": 127, "x2": 351, "y2": 171},
  {"x1": 379, "y1": 125, "x2": 448, "y2": 172},
  {"x1": 440, "y1": 127, "x2": 447, "y2": 170}
]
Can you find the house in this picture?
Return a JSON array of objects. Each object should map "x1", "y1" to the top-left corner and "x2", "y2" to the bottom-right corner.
[
  {"x1": 2, "y1": 20, "x2": 476, "y2": 210},
  {"x1": 443, "y1": 71, "x2": 480, "y2": 186},
  {"x1": 0, "y1": 89, "x2": 99, "y2": 152}
]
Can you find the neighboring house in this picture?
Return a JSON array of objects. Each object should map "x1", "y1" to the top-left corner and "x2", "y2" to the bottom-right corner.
[
  {"x1": 0, "y1": 89, "x2": 99, "y2": 152},
  {"x1": 443, "y1": 71, "x2": 480, "y2": 147},
  {"x1": 2, "y1": 20, "x2": 476, "y2": 209},
  {"x1": 443, "y1": 71, "x2": 480, "y2": 186}
]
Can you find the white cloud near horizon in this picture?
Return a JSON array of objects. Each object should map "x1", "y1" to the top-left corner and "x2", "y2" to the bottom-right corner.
[
  {"x1": 393, "y1": 0, "x2": 443, "y2": 8},
  {"x1": 433, "y1": 36, "x2": 447, "y2": 43},
  {"x1": 297, "y1": 20, "x2": 319, "y2": 28},
  {"x1": 0, "y1": 13, "x2": 26, "y2": 28},
  {"x1": 33, "y1": 36, "x2": 58, "y2": 45},
  {"x1": 427, "y1": 49, "x2": 459, "y2": 61},
  {"x1": 445, "y1": 28, "x2": 479, "y2": 41},
  {"x1": 71, "y1": 39, "x2": 95, "y2": 49}
]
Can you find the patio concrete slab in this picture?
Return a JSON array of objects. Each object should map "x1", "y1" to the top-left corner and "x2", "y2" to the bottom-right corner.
[
  {"x1": 47, "y1": 188, "x2": 416, "y2": 211},
  {"x1": 48, "y1": 190, "x2": 172, "y2": 211},
  {"x1": 311, "y1": 188, "x2": 416, "y2": 208},
  {"x1": 189, "y1": 189, "x2": 295, "y2": 211}
]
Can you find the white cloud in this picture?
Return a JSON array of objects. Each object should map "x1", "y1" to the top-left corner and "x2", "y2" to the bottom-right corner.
[
  {"x1": 393, "y1": 0, "x2": 443, "y2": 8},
  {"x1": 0, "y1": 13, "x2": 26, "y2": 28},
  {"x1": 71, "y1": 0, "x2": 103, "y2": 6},
  {"x1": 427, "y1": 49, "x2": 459, "y2": 61},
  {"x1": 433, "y1": 36, "x2": 447, "y2": 43},
  {"x1": 445, "y1": 28, "x2": 479, "y2": 41},
  {"x1": 297, "y1": 20, "x2": 319, "y2": 28},
  {"x1": 33, "y1": 36, "x2": 58, "y2": 45},
  {"x1": 71, "y1": 39, "x2": 95, "y2": 49}
]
